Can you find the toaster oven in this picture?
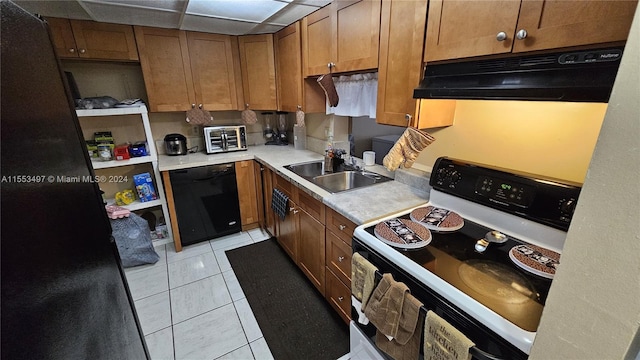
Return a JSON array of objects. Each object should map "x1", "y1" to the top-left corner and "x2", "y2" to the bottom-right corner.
[{"x1": 203, "y1": 125, "x2": 248, "y2": 154}]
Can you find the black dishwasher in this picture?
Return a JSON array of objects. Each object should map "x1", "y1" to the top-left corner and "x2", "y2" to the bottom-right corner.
[{"x1": 169, "y1": 163, "x2": 241, "y2": 246}]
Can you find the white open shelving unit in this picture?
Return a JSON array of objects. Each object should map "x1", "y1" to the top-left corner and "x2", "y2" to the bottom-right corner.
[{"x1": 76, "y1": 105, "x2": 173, "y2": 247}]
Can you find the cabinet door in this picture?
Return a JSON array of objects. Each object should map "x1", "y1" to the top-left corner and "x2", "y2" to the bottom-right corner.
[
  {"x1": 69, "y1": 20, "x2": 138, "y2": 60},
  {"x1": 235, "y1": 160, "x2": 259, "y2": 230},
  {"x1": 187, "y1": 32, "x2": 243, "y2": 111},
  {"x1": 238, "y1": 34, "x2": 277, "y2": 110},
  {"x1": 134, "y1": 27, "x2": 195, "y2": 112},
  {"x1": 253, "y1": 161, "x2": 265, "y2": 230},
  {"x1": 326, "y1": 267, "x2": 351, "y2": 324},
  {"x1": 276, "y1": 200, "x2": 298, "y2": 262},
  {"x1": 376, "y1": 0, "x2": 428, "y2": 126},
  {"x1": 275, "y1": 23, "x2": 304, "y2": 112},
  {"x1": 424, "y1": 0, "x2": 521, "y2": 62},
  {"x1": 513, "y1": 0, "x2": 638, "y2": 53},
  {"x1": 46, "y1": 17, "x2": 78, "y2": 59},
  {"x1": 302, "y1": 6, "x2": 333, "y2": 77},
  {"x1": 298, "y1": 209, "x2": 326, "y2": 295},
  {"x1": 263, "y1": 167, "x2": 276, "y2": 237},
  {"x1": 332, "y1": 0, "x2": 381, "y2": 73},
  {"x1": 326, "y1": 230, "x2": 351, "y2": 286}
]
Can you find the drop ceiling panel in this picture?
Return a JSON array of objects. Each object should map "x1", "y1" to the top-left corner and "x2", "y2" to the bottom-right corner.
[
  {"x1": 181, "y1": 14, "x2": 258, "y2": 35},
  {"x1": 266, "y1": 3, "x2": 318, "y2": 25},
  {"x1": 14, "y1": 0, "x2": 328, "y2": 35},
  {"x1": 186, "y1": 0, "x2": 287, "y2": 23},
  {"x1": 82, "y1": 2, "x2": 181, "y2": 28},
  {"x1": 248, "y1": 23, "x2": 286, "y2": 34},
  {"x1": 14, "y1": 0, "x2": 92, "y2": 20}
]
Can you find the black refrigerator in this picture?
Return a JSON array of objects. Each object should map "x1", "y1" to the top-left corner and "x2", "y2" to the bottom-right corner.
[{"x1": 1, "y1": 1, "x2": 149, "y2": 359}]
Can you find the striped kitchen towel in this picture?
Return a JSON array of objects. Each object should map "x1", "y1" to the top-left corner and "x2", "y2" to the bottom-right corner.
[{"x1": 271, "y1": 188, "x2": 289, "y2": 220}]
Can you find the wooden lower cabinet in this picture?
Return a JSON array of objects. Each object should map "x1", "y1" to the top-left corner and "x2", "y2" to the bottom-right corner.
[
  {"x1": 298, "y1": 209, "x2": 326, "y2": 294},
  {"x1": 276, "y1": 198, "x2": 298, "y2": 262},
  {"x1": 261, "y1": 165, "x2": 276, "y2": 237},
  {"x1": 236, "y1": 160, "x2": 260, "y2": 231},
  {"x1": 326, "y1": 230, "x2": 352, "y2": 286},
  {"x1": 326, "y1": 267, "x2": 351, "y2": 324}
]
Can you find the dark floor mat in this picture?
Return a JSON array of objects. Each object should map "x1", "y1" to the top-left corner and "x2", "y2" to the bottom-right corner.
[{"x1": 226, "y1": 238, "x2": 349, "y2": 360}]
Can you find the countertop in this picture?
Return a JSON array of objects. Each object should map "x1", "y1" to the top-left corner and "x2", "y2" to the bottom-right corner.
[{"x1": 158, "y1": 145, "x2": 430, "y2": 224}]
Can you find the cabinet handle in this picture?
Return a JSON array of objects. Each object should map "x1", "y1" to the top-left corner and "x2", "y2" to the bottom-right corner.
[
  {"x1": 338, "y1": 256, "x2": 345, "y2": 262},
  {"x1": 293, "y1": 209, "x2": 299, "y2": 214},
  {"x1": 79, "y1": 48, "x2": 86, "y2": 54},
  {"x1": 68, "y1": 48, "x2": 76, "y2": 53},
  {"x1": 328, "y1": 62, "x2": 335, "y2": 69},
  {"x1": 496, "y1": 31, "x2": 507, "y2": 41},
  {"x1": 516, "y1": 29, "x2": 528, "y2": 40},
  {"x1": 198, "y1": 104, "x2": 203, "y2": 109},
  {"x1": 338, "y1": 296, "x2": 344, "y2": 302},
  {"x1": 405, "y1": 114, "x2": 412, "y2": 124},
  {"x1": 290, "y1": 207, "x2": 295, "y2": 212},
  {"x1": 339, "y1": 224, "x2": 346, "y2": 230},
  {"x1": 191, "y1": 104, "x2": 196, "y2": 109}
]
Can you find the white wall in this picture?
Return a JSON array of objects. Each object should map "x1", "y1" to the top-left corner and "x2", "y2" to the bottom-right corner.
[{"x1": 530, "y1": 7, "x2": 640, "y2": 359}]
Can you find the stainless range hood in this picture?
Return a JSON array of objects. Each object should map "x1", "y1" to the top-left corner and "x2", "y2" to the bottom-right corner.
[{"x1": 414, "y1": 47, "x2": 624, "y2": 102}]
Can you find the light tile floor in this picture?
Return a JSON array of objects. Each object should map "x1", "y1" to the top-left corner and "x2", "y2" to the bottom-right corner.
[{"x1": 125, "y1": 228, "x2": 275, "y2": 360}]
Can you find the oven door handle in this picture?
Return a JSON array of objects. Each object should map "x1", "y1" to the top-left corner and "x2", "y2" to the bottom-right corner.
[{"x1": 470, "y1": 346, "x2": 507, "y2": 360}]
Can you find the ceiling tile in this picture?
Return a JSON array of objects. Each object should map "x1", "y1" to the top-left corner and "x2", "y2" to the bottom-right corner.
[
  {"x1": 82, "y1": 2, "x2": 181, "y2": 28},
  {"x1": 13, "y1": 0, "x2": 92, "y2": 20},
  {"x1": 247, "y1": 23, "x2": 285, "y2": 34},
  {"x1": 86, "y1": 0, "x2": 186, "y2": 12},
  {"x1": 265, "y1": 3, "x2": 318, "y2": 25},
  {"x1": 291, "y1": 0, "x2": 330, "y2": 6},
  {"x1": 186, "y1": 0, "x2": 287, "y2": 23},
  {"x1": 181, "y1": 14, "x2": 258, "y2": 35}
]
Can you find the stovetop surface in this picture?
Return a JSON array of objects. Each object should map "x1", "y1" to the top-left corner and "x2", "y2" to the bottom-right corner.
[{"x1": 363, "y1": 208, "x2": 553, "y2": 332}]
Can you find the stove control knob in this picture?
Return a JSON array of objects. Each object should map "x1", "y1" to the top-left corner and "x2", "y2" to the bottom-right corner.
[
  {"x1": 475, "y1": 239, "x2": 489, "y2": 253},
  {"x1": 450, "y1": 171, "x2": 460, "y2": 183},
  {"x1": 560, "y1": 198, "x2": 577, "y2": 215}
]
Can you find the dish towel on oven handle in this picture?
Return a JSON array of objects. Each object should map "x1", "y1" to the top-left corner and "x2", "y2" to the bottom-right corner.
[
  {"x1": 424, "y1": 310, "x2": 475, "y2": 360},
  {"x1": 364, "y1": 273, "x2": 409, "y2": 341},
  {"x1": 271, "y1": 188, "x2": 289, "y2": 220},
  {"x1": 375, "y1": 293, "x2": 424, "y2": 360},
  {"x1": 351, "y1": 253, "x2": 378, "y2": 324}
]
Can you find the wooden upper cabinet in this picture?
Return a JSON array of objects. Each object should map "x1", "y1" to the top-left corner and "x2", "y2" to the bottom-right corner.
[
  {"x1": 46, "y1": 17, "x2": 138, "y2": 61},
  {"x1": 275, "y1": 23, "x2": 304, "y2": 112},
  {"x1": 512, "y1": 0, "x2": 638, "y2": 53},
  {"x1": 187, "y1": 32, "x2": 243, "y2": 111},
  {"x1": 332, "y1": 0, "x2": 381, "y2": 73},
  {"x1": 134, "y1": 27, "x2": 195, "y2": 112},
  {"x1": 135, "y1": 27, "x2": 243, "y2": 112},
  {"x1": 302, "y1": 0, "x2": 381, "y2": 76},
  {"x1": 302, "y1": 6, "x2": 333, "y2": 77},
  {"x1": 238, "y1": 34, "x2": 278, "y2": 111},
  {"x1": 276, "y1": 22, "x2": 326, "y2": 113},
  {"x1": 425, "y1": 0, "x2": 638, "y2": 62},
  {"x1": 424, "y1": 0, "x2": 520, "y2": 62},
  {"x1": 377, "y1": 0, "x2": 429, "y2": 126}
]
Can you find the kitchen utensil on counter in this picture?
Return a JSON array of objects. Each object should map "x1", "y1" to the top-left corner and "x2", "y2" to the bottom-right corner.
[
  {"x1": 241, "y1": 104, "x2": 257, "y2": 125},
  {"x1": 164, "y1": 133, "x2": 187, "y2": 155}
]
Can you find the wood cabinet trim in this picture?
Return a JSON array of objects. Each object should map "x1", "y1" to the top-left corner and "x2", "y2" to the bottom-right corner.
[
  {"x1": 326, "y1": 230, "x2": 352, "y2": 286},
  {"x1": 326, "y1": 267, "x2": 351, "y2": 324},
  {"x1": 275, "y1": 22, "x2": 304, "y2": 112},
  {"x1": 236, "y1": 160, "x2": 260, "y2": 229},
  {"x1": 162, "y1": 171, "x2": 182, "y2": 252}
]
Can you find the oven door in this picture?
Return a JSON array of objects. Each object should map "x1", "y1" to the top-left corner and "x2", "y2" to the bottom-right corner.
[{"x1": 351, "y1": 236, "x2": 528, "y2": 360}]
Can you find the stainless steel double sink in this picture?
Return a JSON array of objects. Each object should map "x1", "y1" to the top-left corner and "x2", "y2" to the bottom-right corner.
[{"x1": 284, "y1": 160, "x2": 392, "y2": 193}]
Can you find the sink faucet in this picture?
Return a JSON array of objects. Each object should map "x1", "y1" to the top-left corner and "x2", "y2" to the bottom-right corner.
[{"x1": 346, "y1": 156, "x2": 363, "y2": 171}]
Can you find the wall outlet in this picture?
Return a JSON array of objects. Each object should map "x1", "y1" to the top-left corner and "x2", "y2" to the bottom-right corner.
[{"x1": 191, "y1": 125, "x2": 200, "y2": 136}]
